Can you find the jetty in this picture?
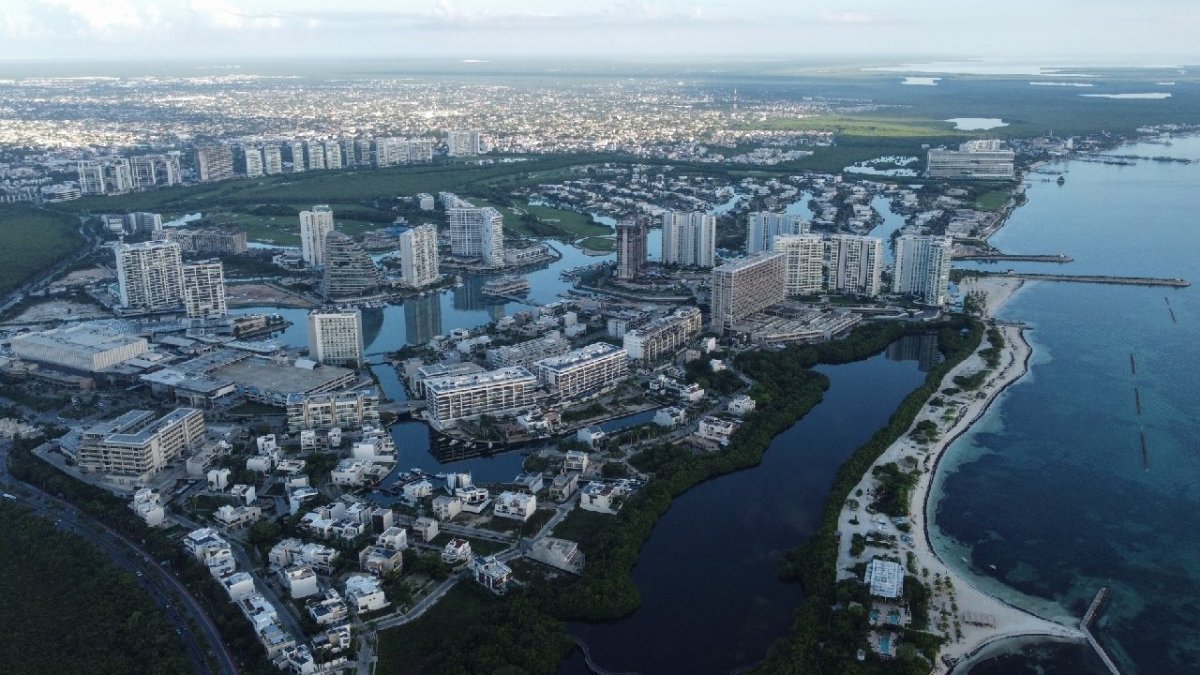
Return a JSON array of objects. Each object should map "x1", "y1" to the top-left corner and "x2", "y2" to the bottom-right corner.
[
  {"x1": 966, "y1": 271, "x2": 1189, "y2": 288},
  {"x1": 955, "y1": 254, "x2": 1073, "y2": 263},
  {"x1": 1080, "y1": 587, "x2": 1123, "y2": 675}
]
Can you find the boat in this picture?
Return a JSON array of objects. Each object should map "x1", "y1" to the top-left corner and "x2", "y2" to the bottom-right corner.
[
  {"x1": 481, "y1": 276, "x2": 531, "y2": 298},
  {"x1": 1056, "y1": 175, "x2": 1066, "y2": 186}
]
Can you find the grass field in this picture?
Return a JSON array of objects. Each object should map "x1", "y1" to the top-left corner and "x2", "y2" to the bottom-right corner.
[
  {"x1": 974, "y1": 188, "x2": 1013, "y2": 212},
  {"x1": 749, "y1": 114, "x2": 958, "y2": 138},
  {"x1": 0, "y1": 205, "x2": 84, "y2": 296},
  {"x1": 577, "y1": 236, "x2": 616, "y2": 252},
  {"x1": 519, "y1": 201, "x2": 611, "y2": 238}
]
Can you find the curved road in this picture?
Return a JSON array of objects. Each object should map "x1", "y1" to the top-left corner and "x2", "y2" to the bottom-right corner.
[{"x1": 0, "y1": 443, "x2": 238, "y2": 675}]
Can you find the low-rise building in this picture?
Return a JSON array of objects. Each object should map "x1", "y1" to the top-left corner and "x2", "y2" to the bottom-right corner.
[
  {"x1": 727, "y1": 394, "x2": 757, "y2": 417},
  {"x1": 865, "y1": 558, "x2": 905, "y2": 599},
  {"x1": 344, "y1": 574, "x2": 389, "y2": 613},
  {"x1": 623, "y1": 307, "x2": 703, "y2": 364},
  {"x1": 214, "y1": 504, "x2": 262, "y2": 529},
  {"x1": 413, "y1": 516, "x2": 439, "y2": 542},
  {"x1": 424, "y1": 366, "x2": 539, "y2": 431},
  {"x1": 524, "y1": 537, "x2": 585, "y2": 575},
  {"x1": 468, "y1": 555, "x2": 513, "y2": 595},
  {"x1": 548, "y1": 472, "x2": 580, "y2": 502},
  {"x1": 493, "y1": 491, "x2": 537, "y2": 522},
  {"x1": 222, "y1": 572, "x2": 256, "y2": 601},
  {"x1": 442, "y1": 538, "x2": 473, "y2": 564},
  {"x1": 653, "y1": 406, "x2": 688, "y2": 428},
  {"x1": 402, "y1": 479, "x2": 434, "y2": 502},
  {"x1": 576, "y1": 426, "x2": 607, "y2": 449},
  {"x1": 307, "y1": 589, "x2": 350, "y2": 626},
  {"x1": 535, "y1": 342, "x2": 629, "y2": 400},
  {"x1": 78, "y1": 408, "x2": 205, "y2": 486},
  {"x1": 432, "y1": 495, "x2": 463, "y2": 521},
  {"x1": 359, "y1": 545, "x2": 403, "y2": 575},
  {"x1": 129, "y1": 488, "x2": 165, "y2": 527},
  {"x1": 697, "y1": 416, "x2": 740, "y2": 446},
  {"x1": 331, "y1": 459, "x2": 368, "y2": 486},
  {"x1": 563, "y1": 450, "x2": 590, "y2": 473},
  {"x1": 283, "y1": 565, "x2": 320, "y2": 599},
  {"x1": 286, "y1": 389, "x2": 381, "y2": 432},
  {"x1": 578, "y1": 480, "x2": 635, "y2": 515},
  {"x1": 511, "y1": 472, "x2": 544, "y2": 494}
]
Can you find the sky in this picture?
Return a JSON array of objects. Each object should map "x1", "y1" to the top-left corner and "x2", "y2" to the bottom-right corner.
[{"x1": 0, "y1": 0, "x2": 1197, "y2": 63}]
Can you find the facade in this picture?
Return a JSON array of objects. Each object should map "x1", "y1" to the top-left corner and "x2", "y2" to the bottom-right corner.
[
  {"x1": 493, "y1": 491, "x2": 537, "y2": 522},
  {"x1": 11, "y1": 323, "x2": 147, "y2": 372},
  {"x1": 78, "y1": 408, "x2": 205, "y2": 484},
  {"x1": 893, "y1": 235, "x2": 953, "y2": 305},
  {"x1": 747, "y1": 212, "x2": 808, "y2": 254},
  {"x1": 697, "y1": 416, "x2": 739, "y2": 446},
  {"x1": 262, "y1": 145, "x2": 283, "y2": 175},
  {"x1": 242, "y1": 146, "x2": 263, "y2": 177},
  {"x1": 447, "y1": 130, "x2": 482, "y2": 157},
  {"x1": 324, "y1": 142, "x2": 343, "y2": 170},
  {"x1": 927, "y1": 140, "x2": 1015, "y2": 179},
  {"x1": 164, "y1": 228, "x2": 248, "y2": 255},
  {"x1": 307, "y1": 310, "x2": 364, "y2": 367},
  {"x1": 115, "y1": 241, "x2": 184, "y2": 312},
  {"x1": 448, "y1": 206, "x2": 505, "y2": 266},
  {"x1": 424, "y1": 366, "x2": 539, "y2": 431},
  {"x1": 322, "y1": 232, "x2": 382, "y2": 298},
  {"x1": 468, "y1": 555, "x2": 513, "y2": 595},
  {"x1": 299, "y1": 205, "x2": 336, "y2": 267},
  {"x1": 195, "y1": 145, "x2": 235, "y2": 182},
  {"x1": 622, "y1": 307, "x2": 703, "y2": 364},
  {"x1": 288, "y1": 142, "x2": 306, "y2": 171},
  {"x1": 130, "y1": 153, "x2": 181, "y2": 188},
  {"x1": 828, "y1": 235, "x2": 884, "y2": 297},
  {"x1": 709, "y1": 252, "x2": 787, "y2": 333},
  {"x1": 865, "y1": 558, "x2": 905, "y2": 599},
  {"x1": 182, "y1": 261, "x2": 227, "y2": 318},
  {"x1": 486, "y1": 332, "x2": 571, "y2": 369},
  {"x1": 535, "y1": 342, "x2": 629, "y2": 399},
  {"x1": 615, "y1": 215, "x2": 650, "y2": 280},
  {"x1": 397, "y1": 224, "x2": 440, "y2": 287},
  {"x1": 773, "y1": 233, "x2": 825, "y2": 295},
  {"x1": 306, "y1": 142, "x2": 326, "y2": 170},
  {"x1": 661, "y1": 210, "x2": 716, "y2": 268},
  {"x1": 286, "y1": 389, "x2": 380, "y2": 432}
]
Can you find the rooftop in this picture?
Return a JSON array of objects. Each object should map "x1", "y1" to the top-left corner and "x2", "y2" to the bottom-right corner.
[{"x1": 424, "y1": 366, "x2": 536, "y2": 394}]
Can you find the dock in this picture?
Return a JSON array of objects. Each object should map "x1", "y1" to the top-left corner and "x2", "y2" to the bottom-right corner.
[
  {"x1": 955, "y1": 254, "x2": 1073, "y2": 263},
  {"x1": 1080, "y1": 587, "x2": 1123, "y2": 675},
  {"x1": 966, "y1": 271, "x2": 1190, "y2": 288}
]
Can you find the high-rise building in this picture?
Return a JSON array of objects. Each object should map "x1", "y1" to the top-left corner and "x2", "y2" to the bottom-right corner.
[
  {"x1": 406, "y1": 139, "x2": 434, "y2": 163},
  {"x1": 828, "y1": 235, "x2": 884, "y2": 297},
  {"x1": 114, "y1": 241, "x2": 184, "y2": 312},
  {"x1": 397, "y1": 224, "x2": 440, "y2": 287},
  {"x1": 299, "y1": 205, "x2": 336, "y2": 267},
  {"x1": 77, "y1": 161, "x2": 107, "y2": 195},
  {"x1": 893, "y1": 235, "x2": 953, "y2": 305},
  {"x1": 341, "y1": 139, "x2": 358, "y2": 167},
  {"x1": 355, "y1": 139, "x2": 373, "y2": 167},
  {"x1": 263, "y1": 145, "x2": 283, "y2": 175},
  {"x1": 182, "y1": 261, "x2": 227, "y2": 319},
  {"x1": 448, "y1": 207, "x2": 505, "y2": 267},
  {"x1": 622, "y1": 307, "x2": 703, "y2": 364},
  {"x1": 130, "y1": 155, "x2": 158, "y2": 189},
  {"x1": 374, "y1": 137, "x2": 404, "y2": 167},
  {"x1": 446, "y1": 130, "x2": 481, "y2": 157},
  {"x1": 615, "y1": 215, "x2": 650, "y2": 281},
  {"x1": 709, "y1": 252, "x2": 787, "y2": 333},
  {"x1": 306, "y1": 142, "x2": 326, "y2": 170},
  {"x1": 322, "y1": 232, "x2": 381, "y2": 299},
  {"x1": 242, "y1": 146, "x2": 264, "y2": 177},
  {"x1": 288, "y1": 142, "x2": 306, "y2": 172},
  {"x1": 160, "y1": 152, "x2": 182, "y2": 186},
  {"x1": 307, "y1": 310, "x2": 364, "y2": 367},
  {"x1": 773, "y1": 233, "x2": 825, "y2": 295},
  {"x1": 164, "y1": 229, "x2": 248, "y2": 255},
  {"x1": 403, "y1": 293, "x2": 443, "y2": 346},
  {"x1": 324, "y1": 142, "x2": 343, "y2": 170},
  {"x1": 195, "y1": 145, "x2": 235, "y2": 182},
  {"x1": 106, "y1": 159, "x2": 133, "y2": 194},
  {"x1": 123, "y1": 212, "x2": 163, "y2": 234},
  {"x1": 927, "y1": 140, "x2": 1015, "y2": 179},
  {"x1": 661, "y1": 211, "x2": 716, "y2": 268},
  {"x1": 747, "y1": 212, "x2": 808, "y2": 254}
]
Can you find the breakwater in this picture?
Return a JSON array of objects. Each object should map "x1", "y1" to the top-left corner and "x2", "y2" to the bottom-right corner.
[{"x1": 968, "y1": 272, "x2": 1190, "y2": 288}]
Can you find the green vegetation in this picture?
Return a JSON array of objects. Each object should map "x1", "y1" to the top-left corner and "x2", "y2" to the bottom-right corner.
[
  {"x1": 974, "y1": 188, "x2": 1012, "y2": 212},
  {"x1": 868, "y1": 462, "x2": 920, "y2": 518},
  {"x1": 749, "y1": 115, "x2": 955, "y2": 138},
  {"x1": 0, "y1": 502, "x2": 190, "y2": 675},
  {"x1": 519, "y1": 201, "x2": 610, "y2": 238},
  {"x1": 0, "y1": 205, "x2": 84, "y2": 296},
  {"x1": 576, "y1": 236, "x2": 616, "y2": 252},
  {"x1": 754, "y1": 316, "x2": 982, "y2": 675}
]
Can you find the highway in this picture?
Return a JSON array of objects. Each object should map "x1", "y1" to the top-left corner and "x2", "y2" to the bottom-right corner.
[{"x1": 0, "y1": 442, "x2": 238, "y2": 675}]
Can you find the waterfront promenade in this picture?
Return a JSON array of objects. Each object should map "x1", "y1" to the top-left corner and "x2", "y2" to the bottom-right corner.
[{"x1": 834, "y1": 281, "x2": 1090, "y2": 671}]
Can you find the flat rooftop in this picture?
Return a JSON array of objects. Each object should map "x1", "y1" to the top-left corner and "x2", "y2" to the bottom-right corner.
[
  {"x1": 424, "y1": 366, "x2": 536, "y2": 394},
  {"x1": 215, "y1": 358, "x2": 355, "y2": 396}
]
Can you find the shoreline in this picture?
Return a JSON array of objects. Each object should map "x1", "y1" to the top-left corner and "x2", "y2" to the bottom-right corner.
[{"x1": 834, "y1": 282, "x2": 1087, "y2": 671}]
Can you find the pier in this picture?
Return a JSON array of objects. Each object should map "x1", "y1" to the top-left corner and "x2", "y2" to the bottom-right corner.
[
  {"x1": 1080, "y1": 587, "x2": 1123, "y2": 675},
  {"x1": 955, "y1": 254, "x2": 1073, "y2": 263},
  {"x1": 966, "y1": 271, "x2": 1190, "y2": 288}
]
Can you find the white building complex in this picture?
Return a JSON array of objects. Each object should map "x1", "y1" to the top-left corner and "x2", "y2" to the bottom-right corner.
[
  {"x1": 10, "y1": 323, "x2": 148, "y2": 372},
  {"x1": 397, "y1": 224, "x2": 440, "y2": 287},
  {"x1": 927, "y1": 140, "x2": 1015, "y2": 179},
  {"x1": 115, "y1": 240, "x2": 184, "y2": 312},
  {"x1": 78, "y1": 408, "x2": 205, "y2": 485},
  {"x1": 446, "y1": 130, "x2": 482, "y2": 157},
  {"x1": 828, "y1": 235, "x2": 884, "y2": 297},
  {"x1": 286, "y1": 389, "x2": 381, "y2": 432},
  {"x1": 182, "y1": 260, "x2": 227, "y2": 318},
  {"x1": 893, "y1": 235, "x2": 954, "y2": 305},
  {"x1": 307, "y1": 310, "x2": 364, "y2": 367},
  {"x1": 448, "y1": 206, "x2": 505, "y2": 267},
  {"x1": 195, "y1": 145, "x2": 235, "y2": 182},
  {"x1": 424, "y1": 367, "x2": 539, "y2": 431},
  {"x1": 710, "y1": 252, "x2": 787, "y2": 333},
  {"x1": 535, "y1": 343, "x2": 629, "y2": 399},
  {"x1": 661, "y1": 210, "x2": 716, "y2": 268},
  {"x1": 622, "y1": 307, "x2": 703, "y2": 364},
  {"x1": 747, "y1": 211, "x2": 808, "y2": 254},
  {"x1": 773, "y1": 233, "x2": 825, "y2": 295},
  {"x1": 299, "y1": 205, "x2": 336, "y2": 267},
  {"x1": 486, "y1": 332, "x2": 571, "y2": 369}
]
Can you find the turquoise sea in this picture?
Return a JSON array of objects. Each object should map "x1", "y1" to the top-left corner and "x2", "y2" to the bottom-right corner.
[{"x1": 931, "y1": 136, "x2": 1200, "y2": 674}]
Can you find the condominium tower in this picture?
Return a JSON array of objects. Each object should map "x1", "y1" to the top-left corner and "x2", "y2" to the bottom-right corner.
[
  {"x1": 115, "y1": 241, "x2": 184, "y2": 312},
  {"x1": 307, "y1": 310, "x2": 364, "y2": 367},
  {"x1": 535, "y1": 343, "x2": 629, "y2": 399},
  {"x1": 773, "y1": 233, "x2": 825, "y2": 295},
  {"x1": 747, "y1": 212, "x2": 808, "y2": 254},
  {"x1": 615, "y1": 215, "x2": 650, "y2": 280},
  {"x1": 448, "y1": 206, "x2": 505, "y2": 267},
  {"x1": 828, "y1": 235, "x2": 884, "y2": 297},
  {"x1": 397, "y1": 224, "x2": 440, "y2": 288},
  {"x1": 447, "y1": 130, "x2": 482, "y2": 157},
  {"x1": 182, "y1": 260, "x2": 227, "y2": 319},
  {"x1": 195, "y1": 145, "x2": 235, "y2": 182},
  {"x1": 300, "y1": 205, "x2": 336, "y2": 267},
  {"x1": 661, "y1": 211, "x2": 716, "y2": 268},
  {"x1": 322, "y1": 232, "x2": 382, "y2": 299},
  {"x1": 622, "y1": 307, "x2": 704, "y2": 364},
  {"x1": 893, "y1": 235, "x2": 953, "y2": 305},
  {"x1": 709, "y1": 252, "x2": 787, "y2": 333}
]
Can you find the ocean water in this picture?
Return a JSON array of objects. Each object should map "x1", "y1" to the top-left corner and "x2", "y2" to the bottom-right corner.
[{"x1": 931, "y1": 136, "x2": 1200, "y2": 674}]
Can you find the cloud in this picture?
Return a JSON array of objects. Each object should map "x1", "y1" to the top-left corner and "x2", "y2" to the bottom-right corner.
[
  {"x1": 188, "y1": 0, "x2": 283, "y2": 31},
  {"x1": 38, "y1": 0, "x2": 163, "y2": 38},
  {"x1": 816, "y1": 10, "x2": 884, "y2": 25}
]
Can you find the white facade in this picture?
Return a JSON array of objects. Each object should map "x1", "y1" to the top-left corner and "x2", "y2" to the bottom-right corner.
[
  {"x1": 182, "y1": 261, "x2": 227, "y2": 318},
  {"x1": 773, "y1": 233, "x2": 825, "y2": 295},
  {"x1": 698, "y1": 416, "x2": 739, "y2": 446},
  {"x1": 927, "y1": 140, "x2": 1015, "y2": 179},
  {"x1": 493, "y1": 491, "x2": 537, "y2": 522},
  {"x1": 622, "y1": 307, "x2": 703, "y2": 364},
  {"x1": 661, "y1": 210, "x2": 716, "y2": 268},
  {"x1": 115, "y1": 241, "x2": 184, "y2": 312},
  {"x1": 424, "y1": 366, "x2": 538, "y2": 431},
  {"x1": 710, "y1": 252, "x2": 787, "y2": 333},
  {"x1": 79, "y1": 408, "x2": 205, "y2": 484},
  {"x1": 307, "y1": 310, "x2": 364, "y2": 367},
  {"x1": 284, "y1": 565, "x2": 320, "y2": 599},
  {"x1": 11, "y1": 323, "x2": 147, "y2": 372},
  {"x1": 893, "y1": 235, "x2": 953, "y2": 305},
  {"x1": 747, "y1": 212, "x2": 808, "y2": 254},
  {"x1": 398, "y1": 224, "x2": 440, "y2": 287},
  {"x1": 828, "y1": 235, "x2": 884, "y2": 297},
  {"x1": 446, "y1": 130, "x2": 482, "y2": 157},
  {"x1": 344, "y1": 575, "x2": 389, "y2": 613},
  {"x1": 447, "y1": 206, "x2": 505, "y2": 266},
  {"x1": 535, "y1": 342, "x2": 629, "y2": 399},
  {"x1": 299, "y1": 205, "x2": 336, "y2": 267}
]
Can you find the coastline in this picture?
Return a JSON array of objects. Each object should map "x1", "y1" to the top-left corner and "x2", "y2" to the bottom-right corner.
[{"x1": 834, "y1": 280, "x2": 1087, "y2": 671}]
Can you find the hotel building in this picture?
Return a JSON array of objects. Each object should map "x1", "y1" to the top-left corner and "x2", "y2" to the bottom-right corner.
[
  {"x1": 828, "y1": 235, "x2": 884, "y2": 297},
  {"x1": 661, "y1": 210, "x2": 716, "y2": 268},
  {"x1": 307, "y1": 310, "x2": 364, "y2": 367},
  {"x1": 397, "y1": 224, "x2": 440, "y2": 287},
  {"x1": 115, "y1": 240, "x2": 184, "y2": 312},
  {"x1": 893, "y1": 235, "x2": 953, "y2": 305},
  {"x1": 622, "y1": 307, "x2": 703, "y2": 364},
  {"x1": 927, "y1": 140, "x2": 1015, "y2": 179},
  {"x1": 448, "y1": 206, "x2": 505, "y2": 267},
  {"x1": 747, "y1": 212, "x2": 808, "y2": 254},
  {"x1": 79, "y1": 408, "x2": 206, "y2": 485},
  {"x1": 709, "y1": 252, "x2": 787, "y2": 333},
  {"x1": 773, "y1": 233, "x2": 825, "y2": 295},
  {"x1": 299, "y1": 205, "x2": 335, "y2": 267}
]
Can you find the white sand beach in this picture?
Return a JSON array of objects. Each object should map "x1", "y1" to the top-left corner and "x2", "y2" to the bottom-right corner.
[{"x1": 835, "y1": 293, "x2": 1088, "y2": 671}]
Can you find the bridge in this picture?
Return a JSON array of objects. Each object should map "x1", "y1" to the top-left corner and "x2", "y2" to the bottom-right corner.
[
  {"x1": 380, "y1": 401, "x2": 427, "y2": 415},
  {"x1": 964, "y1": 271, "x2": 1189, "y2": 288}
]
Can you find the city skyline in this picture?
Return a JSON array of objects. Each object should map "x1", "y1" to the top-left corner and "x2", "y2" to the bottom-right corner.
[{"x1": 1, "y1": 0, "x2": 1197, "y2": 62}]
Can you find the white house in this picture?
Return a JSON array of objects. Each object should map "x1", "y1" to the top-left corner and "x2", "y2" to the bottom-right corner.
[
  {"x1": 222, "y1": 572, "x2": 256, "y2": 601},
  {"x1": 579, "y1": 481, "x2": 633, "y2": 515},
  {"x1": 246, "y1": 454, "x2": 274, "y2": 473},
  {"x1": 207, "y1": 468, "x2": 230, "y2": 491},
  {"x1": 230, "y1": 483, "x2": 256, "y2": 505},
  {"x1": 548, "y1": 472, "x2": 580, "y2": 502},
  {"x1": 306, "y1": 589, "x2": 349, "y2": 626},
  {"x1": 468, "y1": 555, "x2": 513, "y2": 595},
  {"x1": 697, "y1": 416, "x2": 739, "y2": 446},
  {"x1": 331, "y1": 459, "x2": 368, "y2": 486},
  {"x1": 344, "y1": 574, "x2": 389, "y2": 613},
  {"x1": 283, "y1": 565, "x2": 320, "y2": 599},
  {"x1": 376, "y1": 526, "x2": 408, "y2": 550},
  {"x1": 653, "y1": 406, "x2": 688, "y2": 428},
  {"x1": 576, "y1": 426, "x2": 607, "y2": 449},
  {"x1": 402, "y1": 479, "x2": 434, "y2": 502},
  {"x1": 563, "y1": 450, "x2": 590, "y2": 473},
  {"x1": 432, "y1": 495, "x2": 463, "y2": 521},
  {"x1": 413, "y1": 516, "x2": 439, "y2": 542},
  {"x1": 494, "y1": 491, "x2": 537, "y2": 522},
  {"x1": 358, "y1": 545, "x2": 403, "y2": 575},
  {"x1": 727, "y1": 394, "x2": 756, "y2": 417},
  {"x1": 214, "y1": 504, "x2": 262, "y2": 529},
  {"x1": 288, "y1": 486, "x2": 320, "y2": 515},
  {"x1": 441, "y1": 538, "x2": 473, "y2": 564},
  {"x1": 129, "y1": 488, "x2": 165, "y2": 527}
]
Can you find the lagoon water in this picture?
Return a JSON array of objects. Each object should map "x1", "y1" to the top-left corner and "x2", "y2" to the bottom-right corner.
[{"x1": 932, "y1": 136, "x2": 1200, "y2": 673}]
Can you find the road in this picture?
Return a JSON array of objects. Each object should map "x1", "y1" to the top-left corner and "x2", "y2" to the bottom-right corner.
[{"x1": 0, "y1": 442, "x2": 238, "y2": 675}]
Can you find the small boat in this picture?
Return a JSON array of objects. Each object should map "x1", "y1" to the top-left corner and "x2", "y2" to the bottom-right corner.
[{"x1": 1056, "y1": 175, "x2": 1066, "y2": 186}]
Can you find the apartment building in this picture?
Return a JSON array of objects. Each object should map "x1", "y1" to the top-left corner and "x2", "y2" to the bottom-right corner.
[
  {"x1": 299, "y1": 205, "x2": 335, "y2": 267},
  {"x1": 286, "y1": 390, "x2": 381, "y2": 432},
  {"x1": 535, "y1": 342, "x2": 629, "y2": 399},
  {"x1": 828, "y1": 234, "x2": 884, "y2": 297},
  {"x1": 195, "y1": 145, "x2": 235, "y2": 182},
  {"x1": 615, "y1": 215, "x2": 650, "y2": 280},
  {"x1": 485, "y1": 332, "x2": 571, "y2": 369},
  {"x1": 424, "y1": 366, "x2": 539, "y2": 431},
  {"x1": 397, "y1": 224, "x2": 440, "y2": 287},
  {"x1": 182, "y1": 260, "x2": 227, "y2": 318},
  {"x1": 709, "y1": 252, "x2": 787, "y2": 333},
  {"x1": 893, "y1": 235, "x2": 953, "y2": 305},
  {"x1": 115, "y1": 240, "x2": 184, "y2": 312},
  {"x1": 322, "y1": 232, "x2": 382, "y2": 298},
  {"x1": 447, "y1": 130, "x2": 482, "y2": 157},
  {"x1": 622, "y1": 306, "x2": 703, "y2": 363},
  {"x1": 773, "y1": 233, "x2": 825, "y2": 295},
  {"x1": 448, "y1": 206, "x2": 505, "y2": 266},
  {"x1": 661, "y1": 210, "x2": 716, "y2": 268},
  {"x1": 306, "y1": 310, "x2": 364, "y2": 367},
  {"x1": 747, "y1": 211, "x2": 808, "y2": 254},
  {"x1": 78, "y1": 408, "x2": 205, "y2": 485},
  {"x1": 163, "y1": 228, "x2": 248, "y2": 255},
  {"x1": 927, "y1": 140, "x2": 1015, "y2": 179}
]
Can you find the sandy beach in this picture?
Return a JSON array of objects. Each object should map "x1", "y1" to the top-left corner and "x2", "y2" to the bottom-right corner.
[
  {"x1": 835, "y1": 286, "x2": 1088, "y2": 671},
  {"x1": 957, "y1": 275, "x2": 1027, "y2": 319}
]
